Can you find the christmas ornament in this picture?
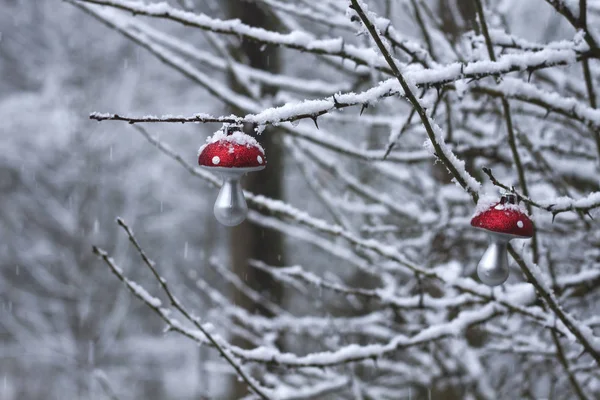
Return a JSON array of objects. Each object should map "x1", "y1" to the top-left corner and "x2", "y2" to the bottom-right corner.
[
  {"x1": 198, "y1": 125, "x2": 266, "y2": 226},
  {"x1": 471, "y1": 193, "x2": 534, "y2": 286}
]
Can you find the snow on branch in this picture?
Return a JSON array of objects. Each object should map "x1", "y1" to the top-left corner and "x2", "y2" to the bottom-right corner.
[
  {"x1": 76, "y1": 0, "x2": 390, "y2": 72},
  {"x1": 95, "y1": 220, "x2": 274, "y2": 399},
  {"x1": 472, "y1": 77, "x2": 600, "y2": 132},
  {"x1": 127, "y1": 13, "x2": 351, "y2": 96},
  {"x1": 251, "y1": 0, "x2": 355, "y2": 32},
  {"x1": 231, "y1": 303, "x2": 503, "y2": 367},
  {"x1": 253, "y1": 261, "x2": 482, "y2": 311},
  {"x1": 197, "y1": 275, "x2": 396, "y2": 341},
  {"x1": 483, "y1": 167, "x2": 600, "y2": 216},
  {"x1": 90, "y1": 44, "x2": 598, "y2": 128},
  {"x1": 474, "y1": 29, "x2": 586, "y2": 52},
  {"x1": 71, "y1": 1, "x2": 259, "y2": 112}
]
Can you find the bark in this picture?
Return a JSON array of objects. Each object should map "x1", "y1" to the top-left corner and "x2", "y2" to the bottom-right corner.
[{"x1": 224, "y1": 1, "x2": 285, "y2": 398}]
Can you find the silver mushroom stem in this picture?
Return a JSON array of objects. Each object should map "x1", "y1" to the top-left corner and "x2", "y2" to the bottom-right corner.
[
  {"x1": 477, "y1": 233, "x2": 511, "y2": 287},
  {"x1": 213, "y1": 170, "x2": 248, "y2": 227}
]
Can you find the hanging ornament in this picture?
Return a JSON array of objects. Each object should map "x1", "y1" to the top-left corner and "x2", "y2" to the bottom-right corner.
[
  {"x1": 198, "y1": 125, "x2": 266, "y2": 226},
  {"x1": 470, "y1": 193, "x2": 534, "y2": 286}
]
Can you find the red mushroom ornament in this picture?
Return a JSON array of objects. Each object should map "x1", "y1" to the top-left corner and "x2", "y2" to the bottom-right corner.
[
  {"x1": 471, "y1": 193, "x2": 534, "y2": 286},
  {"x1": 198, "y1": 125, "x2": 266, "y2": 226}
]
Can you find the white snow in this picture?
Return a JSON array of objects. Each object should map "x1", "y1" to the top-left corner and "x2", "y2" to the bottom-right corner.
[
  {"x1": 539, "y1": 191, "x2": 600, "y2": 212},
  {"x1": 198, "y1": 127, "x2": 265, "y2": 155},
  {"x1": 128, "y1": 281, "x2": 162, "y2": 308},
  {"x1": 472, "y1": 194, "x2": 500, "y2": 217},
  {"x1": 472, "y1": 193, "x2": 529, "y2": 218}
]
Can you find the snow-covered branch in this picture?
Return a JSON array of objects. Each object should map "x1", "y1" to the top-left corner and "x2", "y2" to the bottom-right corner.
[
  {"x1": 483, "y1": 167, "x2": 600, "y2": 216},
  {"x1": 76, "y1": 0, "x2": 390, "y2": 73},
  {"x1": 93, "y1": 223, "x2": 273, "y2": 400}
]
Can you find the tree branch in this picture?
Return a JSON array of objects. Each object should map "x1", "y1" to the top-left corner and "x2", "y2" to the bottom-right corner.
[
  {"x1": 95, "y1": 220, "x2": 273, "y2": 400},
  {"x1": 482, "y1": 167, "x2": 600, "y2": 216},
  {"x1": 507, "y1": 246, "x2": 600, "y2": 366},
  {"x1": 75, "y1": 0, "x2": 394, "y2": 74},
  {"x1": 349, "y1": 0, "x2": 480, "y2": 199}
]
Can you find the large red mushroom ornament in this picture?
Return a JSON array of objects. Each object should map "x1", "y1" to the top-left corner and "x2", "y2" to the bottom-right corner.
[
  {"x1": 198, "y1": 125, "x2": 266, "y2": 226},
  {"x1": 471, "y1": 193, "x2": 534, "y2": 286}
]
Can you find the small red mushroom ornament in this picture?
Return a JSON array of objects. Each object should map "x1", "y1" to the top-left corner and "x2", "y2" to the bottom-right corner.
[
  {"x1": 198, "y1": 125, "x2": 266, "y2": 226},
  {"x1": 471, "y1": 193, "x2": 534, "y2": 286}
]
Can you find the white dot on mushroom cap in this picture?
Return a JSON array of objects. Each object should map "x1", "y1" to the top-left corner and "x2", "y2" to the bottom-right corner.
[
  {"x1": 494, "y1": 204, "x2": 504, "y2": 210},
  {"x1": 212, "y1": 156, "x2": 220, "y2": 165},
  {"x1": 517, "y1": 220, "x2": 524, "y2": 228},
  {"x1": 257, "y1": 155, "x2": 263, "y2": 164}
]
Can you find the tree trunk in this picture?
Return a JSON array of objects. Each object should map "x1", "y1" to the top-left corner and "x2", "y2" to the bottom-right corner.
[{"x1": 224, "y1": 2, "x2": 284, "y2": 398}]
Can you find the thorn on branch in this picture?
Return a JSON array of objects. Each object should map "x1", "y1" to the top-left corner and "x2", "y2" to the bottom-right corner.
[
  {"x1": 360, "y1": 103, "x2": 369, "y2": 115},
  {"x1": 332, "y1": 94, "x2": 343, "y2": 109},
  {"x1": 311, "y1": 115, "x2": 319, "y2": 129},
  {"x1": 384, "y1": 23, "x2": 391, "y2": 36}
]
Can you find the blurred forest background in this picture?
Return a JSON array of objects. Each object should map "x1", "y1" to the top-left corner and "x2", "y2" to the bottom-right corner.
[{"x1": 1, "y1": 0, "x2": 598, "y2": 399}]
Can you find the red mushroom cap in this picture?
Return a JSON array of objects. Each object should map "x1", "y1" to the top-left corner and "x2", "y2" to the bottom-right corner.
[
  {"x1": 198, "y1": 129, "x2": 266, "y2": 168},
  {"x1": 471, "y1": 202, "x2": 534, "y2": 238}
]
